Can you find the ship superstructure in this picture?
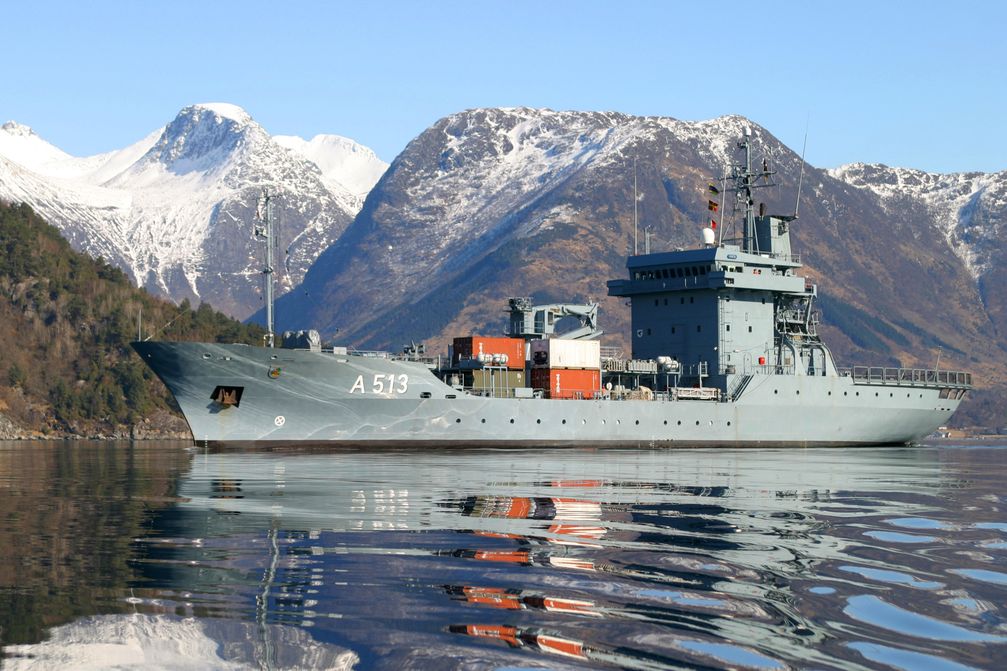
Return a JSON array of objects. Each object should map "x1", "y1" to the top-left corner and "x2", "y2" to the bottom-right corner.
[
  {"x1": 133, "y1": 134, "x2": 971, "y2": 448},
  {"x1": 609, "y1": 129, "x2": 829, "y2": 395}
]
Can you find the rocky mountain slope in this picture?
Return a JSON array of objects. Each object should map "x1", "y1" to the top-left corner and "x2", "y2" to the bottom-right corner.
[
  {"x1": 272, "y1": 107, "x2": 1004, "y2": 427},
  {"x1": 829, "y1": 163, "x2": 1007, "y2": 335},
  {"x1": 0, "y1": 105, "x2": 387, "y2": 318}
]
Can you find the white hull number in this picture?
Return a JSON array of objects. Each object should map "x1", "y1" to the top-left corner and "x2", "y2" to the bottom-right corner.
[{"x1": 350, "y1": 373, "x2": 409, "y2": 394}]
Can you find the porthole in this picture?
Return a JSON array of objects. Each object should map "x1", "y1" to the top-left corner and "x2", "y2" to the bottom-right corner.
[
  {"x1": 481, "y1": 418, "x2": 486, "y2": 423},
  {"x1": 855, "y1": 392, "x2": 860, "y2": 397},
  {"x1": 889, "y1": 393, "x2": 893, "y2": 398},
  {"x1": 616, "y1": 419, "x2": 621, "y2": 425},
  {"x1": 796, "y1": 390, "x2": 800, "y2": 395},
  {"x1": 677, "y1": 420, "x2": 682, "y2": 426},
  {"x1": 695, "y1": 420, "x2": 700, "y2": 426},
  {"x1": 844, "y1": 391, "x2": 848, "y2": 396},
  {"x1": 774, "y1": 390, "x2": 778, "y2": 395},
  {"x1": 582, "y1": 419, "x2": 587, "y2": 424},
  {"x1": 202, "y1": 353, "x2": 211, "y2": 359},
  {"x1": 536, "y1": 419, "x2": 541, "y2": 424},
  {"x1": 509, "y1": 419, "x2": 515, "y2": 424},
  {"x1": 663, "y1": 420, "x2": 668, "y2": 425},
  {"x1": 562, "y1": 419, "x2": 567, "y2": 425},
  {"x1": 635, "y1": 420, "x2": 640, "y2": 425},
  {"x1": 601, "y1": 419, "x2": 607, "y2": 425},
  {"x1": 875, "y1": 392, "x2": 879, "y2": 397},
  {"x1": 828, "y1": 391, "x2": 832, "y2": 396},
  {"x1": 727, "y1": 421, "x2": 732, "y2": 426},
  {"x1": 455, "y1": 418, "x2": 461, "y2": 423}
]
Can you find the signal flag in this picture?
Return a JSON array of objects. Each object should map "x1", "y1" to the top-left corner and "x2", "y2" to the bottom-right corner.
[
  {"x1": 708, "y1": 200, "x2": 719, "y2": 212},
  {"x1": 710, "y1": 219, "x2": 717, "y2": 230},
  {"x1": 708, "y1": 183, "x2": 719, "y2": 195}
]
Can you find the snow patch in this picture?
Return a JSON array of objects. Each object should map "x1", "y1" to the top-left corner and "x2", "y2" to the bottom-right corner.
[{"x1": 192, "y1": 102, "x2": 252, "y2": 123}]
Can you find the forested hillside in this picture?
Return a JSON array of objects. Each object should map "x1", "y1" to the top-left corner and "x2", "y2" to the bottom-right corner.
[{"x1": 0, "y1": 201, "x2": 264, "y2": 437}]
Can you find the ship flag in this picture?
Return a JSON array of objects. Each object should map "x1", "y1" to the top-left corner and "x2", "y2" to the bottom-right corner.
[
  {"x1": 708, "y1": 200, "x2": 719, "y2": 212},
  {"x1": 710, "y1": 218, "x2": 717, "y2": 230},
  {"x1": 708, "y1": 183, "x2": 719, "y2": 195}
]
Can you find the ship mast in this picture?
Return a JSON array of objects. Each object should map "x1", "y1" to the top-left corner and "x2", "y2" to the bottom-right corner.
[
  {"x1": 726, "y1": 128, "x2": 775, "y2": 253},
  {"x1": 255, "y1": 190, "x2": 276, "y2": 348}
]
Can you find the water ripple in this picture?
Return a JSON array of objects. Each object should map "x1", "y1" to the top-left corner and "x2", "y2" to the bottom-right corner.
[
  {"x1": 844, "y1": 594, "x2": 1006, "y2": 643},
  {"x1": 2, "y1": 441, "x2": 1006, "y2": 670}
]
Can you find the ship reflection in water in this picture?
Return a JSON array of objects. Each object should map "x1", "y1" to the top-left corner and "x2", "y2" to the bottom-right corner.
[{"x1": 2, "y1": 443, "x2": 1006, "y2": 670}]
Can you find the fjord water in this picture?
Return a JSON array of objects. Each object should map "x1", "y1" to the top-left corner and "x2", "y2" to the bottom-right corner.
[{"x1": 1, "y1": 442, "x2": 1005, "y2": 670}]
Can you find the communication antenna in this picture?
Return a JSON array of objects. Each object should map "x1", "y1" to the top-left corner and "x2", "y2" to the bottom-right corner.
[
  {"x1": 633, "y1": 157, "x2": 639, "y2": 255},
  {"x1": 794, "y1": 117, "x2": 809, "y2": 219},
  {"x1": 255, "y1": 190, "x2": 276, "y2": 348}
]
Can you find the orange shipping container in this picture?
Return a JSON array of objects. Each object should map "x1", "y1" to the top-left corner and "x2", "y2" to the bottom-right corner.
[
  {"x1": 453, "y1": 336, "x2": 525, "y2": 370},
  {"x1": 531, "y1": 368, "x2": 600, "y2": 399}
]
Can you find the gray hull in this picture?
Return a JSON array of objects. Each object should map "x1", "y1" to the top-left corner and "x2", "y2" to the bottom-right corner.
[{"x1": 133, "y1": 342, "x2": 963, "y2": 448}]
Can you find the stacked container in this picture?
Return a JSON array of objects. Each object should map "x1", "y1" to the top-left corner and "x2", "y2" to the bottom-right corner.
[
  {"x1": 530, "y1": 339, "x2": 601, "y2": 399},
  {"x1": 452, "y1": 336, "x2": 526, "y2": 370}
]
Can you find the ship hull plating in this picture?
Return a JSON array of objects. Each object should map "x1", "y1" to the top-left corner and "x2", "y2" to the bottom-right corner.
[{"x1": 134, "y1": 342, "x2": 962, "y2": 448}]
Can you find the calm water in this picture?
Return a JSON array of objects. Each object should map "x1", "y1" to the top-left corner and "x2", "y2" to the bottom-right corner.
[{"x1": 1, "y1": 442, "x2": 1005, "y2": 670}]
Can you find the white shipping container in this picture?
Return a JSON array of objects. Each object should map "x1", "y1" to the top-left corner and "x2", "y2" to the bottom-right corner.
[{"x1": 530, "y1": 338, "x2": 601, "y2": 370}]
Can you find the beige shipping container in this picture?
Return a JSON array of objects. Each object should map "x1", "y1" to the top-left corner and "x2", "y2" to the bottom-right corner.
[
  {"x1": 471, "y1": 369, "x2": 526, "y2": 390},
  {"x1": 530, "y1": 339, "x2": 601, "y2": 370}
]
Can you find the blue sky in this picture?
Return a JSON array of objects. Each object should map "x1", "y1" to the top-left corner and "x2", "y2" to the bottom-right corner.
[{"x1": 5, "y1": 1, "x2": 1004, "y2": 172}]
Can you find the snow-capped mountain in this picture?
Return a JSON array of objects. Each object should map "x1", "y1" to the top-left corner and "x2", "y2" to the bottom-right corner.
[
  {"x1": 271, "y1": 107, "x2": 1003, "y2": 426},
  {"x1": 0, "y1": 105, "x2": 387, "y2": 318},
  {"x1": 829, "y1": 162, "x2": 1007, "y2": 282}
]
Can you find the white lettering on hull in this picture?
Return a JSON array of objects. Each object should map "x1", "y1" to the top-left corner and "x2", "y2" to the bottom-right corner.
[{"x1": 349, "y1": 374, "x2": 409, "y2": 394}]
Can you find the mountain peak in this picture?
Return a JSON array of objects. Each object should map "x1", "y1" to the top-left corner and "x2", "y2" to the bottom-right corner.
[
  {"x1": 142, "y1": 104, "x2": 263, "y2": 174},
  {"x1": 1, "y1": 121, "x2": 36, "y2": 137},
  {"x1": 190, "y1": 102, "x2": 252, "y2": 124}
]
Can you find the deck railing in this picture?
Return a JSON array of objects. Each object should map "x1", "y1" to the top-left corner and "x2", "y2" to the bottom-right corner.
[{"x1": 838, "y1": 366, "x2": 972, "y2": 388}]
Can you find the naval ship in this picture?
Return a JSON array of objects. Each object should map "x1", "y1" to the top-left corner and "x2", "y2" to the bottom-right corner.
[{"x1": 133, "y1": 132, "x2": 971, "y2": 448}]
